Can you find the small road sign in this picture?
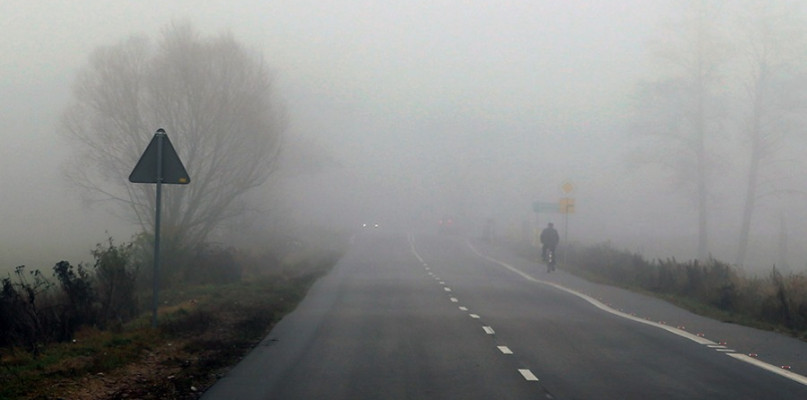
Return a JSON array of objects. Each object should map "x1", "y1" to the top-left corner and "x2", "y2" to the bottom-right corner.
[
  {"x1": 129, "y1": 129, "x2": 190, "y2": 184},
  {"x1": 560, "y1": 197, "x2": 575, "y2": 214},
  {"x1": 533, "y1": 201, "x2": 559, "y2": 213},
  {"x1": 561, "y1": 180, "x2": 574, "y2": 194}
]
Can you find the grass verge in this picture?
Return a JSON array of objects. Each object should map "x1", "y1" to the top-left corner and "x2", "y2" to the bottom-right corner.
[{"x1": 0, "y1": 249, "x2": 341, "y2": 400}]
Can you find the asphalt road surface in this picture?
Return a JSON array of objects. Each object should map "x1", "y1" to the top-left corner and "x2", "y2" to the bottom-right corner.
[{"x1": 202, "y1": 231, "x2": 807, "y2": 399}]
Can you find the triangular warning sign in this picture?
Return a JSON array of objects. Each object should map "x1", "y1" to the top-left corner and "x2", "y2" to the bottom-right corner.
[{"x1": 129, "y1": 129, "x2": 190, "y2": 184}]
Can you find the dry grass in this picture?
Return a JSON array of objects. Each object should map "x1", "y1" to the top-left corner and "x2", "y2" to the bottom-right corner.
[{"x1": 0, "y1": 247, "x2": 342, "y2": 399}]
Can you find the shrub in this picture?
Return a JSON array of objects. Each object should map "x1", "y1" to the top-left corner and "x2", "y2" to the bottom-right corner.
[
  {"x1": 185, "y1": 244, "x2": 242, "y2": 285},
  {"x1": 52, "y1": 261, "x2": 96, "y2": 334},
  {"x1": 130, "y1": 231, "x2": 192, "y2": 290},
  {"x1": 1, "y1": 238, "x2": 142, "y2": 353},
  {"x1": 0, "y1": 267, "x2": 53, "y2": 354},
  {"x1": 548, "y1": 241, "x2": 807, "y2": 336},
  {"x1": 92, "y1": 239, "x2": 140, "y2": 328}
]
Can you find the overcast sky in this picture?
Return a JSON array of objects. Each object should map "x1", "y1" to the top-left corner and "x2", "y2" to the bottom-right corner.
[{"x1": 3, "y1": 1, "x2": 802, "y2": 271}]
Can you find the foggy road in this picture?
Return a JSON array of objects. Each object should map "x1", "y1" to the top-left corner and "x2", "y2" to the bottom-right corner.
[{"x1": 201, "y1": 231, "x2": 807, "y2": 400}]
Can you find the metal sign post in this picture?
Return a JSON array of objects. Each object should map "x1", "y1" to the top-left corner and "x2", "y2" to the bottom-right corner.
[
  {"x1": 152, "y1": 134, "x2": 163, "y2": 328},
  {"x1": 129, "y1": 129, "x2": 190, "y2": 327},
  {"x1": 559, "y1": 181, "x2": 575, "y2": 265}
]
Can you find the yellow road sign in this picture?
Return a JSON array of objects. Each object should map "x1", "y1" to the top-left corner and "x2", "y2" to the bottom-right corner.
[
  {"x1": 560, "y1": 197, "x2": 575, "y2": 214},
  {"x1": 561, "y1": 181, "x2": 574, "y2": 194}
]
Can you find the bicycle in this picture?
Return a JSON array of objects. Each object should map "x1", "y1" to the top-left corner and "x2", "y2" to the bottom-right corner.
[{"x1": 545, "y1": 247, "x2": 556, "y2": 273}]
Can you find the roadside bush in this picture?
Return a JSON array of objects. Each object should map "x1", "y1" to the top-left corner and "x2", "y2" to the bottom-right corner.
[
  {"x1": 790, "y1": 274, "x2": 807, "y2": 330},
  {"x1": 186, "y1": 243, "x2": 242, "y2": 285},
  {"x1": 92, "y1": 239, "x2": 140, "y2": 328},
  {"x1": 760, "y1": 267, "x2": 807, "y2": 331},
  {"x1": 1, "y1": 239, "x2": 141, "y2": 353},
  {"x1": 549, "y1": 242, "x2": 807, "y2": 336},
  {"x1": 709, "y1": 262, "x2": 740, "y2": 311},
  {"x1": 132, "y1": 233, "x2": 247, "y2": 288},
  {"x1": 53, "y1": 261, "x2": 96, "y2": 337},
  {"x1": 1, "y1": 230, "x2": 346, "y2": 357},
  {"x1": 237, "y1": 249, "x2": 281, "y2": 279},
  {"x1": 0, "y1": 267, "x2": 53, "y2": 354},
  {"x1": 565, "y1": 242, "x2": 654, "y2": 288}
]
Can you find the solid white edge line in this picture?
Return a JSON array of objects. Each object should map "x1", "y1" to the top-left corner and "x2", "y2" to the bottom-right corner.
[
  {"x1": 727, "y1": 354, "x2": 807, "y2": 386},
  {"x1": 518, "y1": 369, "x2": 539, "y2": 381},
  {"x1": 408, "y1": 233, "x2": 425, "y2": 265},
  {"x1": 465, "y1": 239, "x2": 807, "y2": 387},
  {"x1": 465, "y1": 240, "x2": 715, "y2": 345}
]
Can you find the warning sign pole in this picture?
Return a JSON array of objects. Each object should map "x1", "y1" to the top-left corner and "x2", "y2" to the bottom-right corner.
[
  {"x1": 151, "y1": 133, "x2": 163, "y2": 328},
  {"x1": 129, "y1": 129, "x2": 190, "y2": 327}
]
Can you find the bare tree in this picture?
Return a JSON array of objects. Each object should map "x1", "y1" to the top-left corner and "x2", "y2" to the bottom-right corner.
[
  {"x1": 731, "y1": 0, "x2": 807, "y2": 266},
  {"x1": 61, "y1": 23, "x2": 284, "y2": 251},
  {"x1": 632, "y1": 0, "x2": 730, "y2": 261}
]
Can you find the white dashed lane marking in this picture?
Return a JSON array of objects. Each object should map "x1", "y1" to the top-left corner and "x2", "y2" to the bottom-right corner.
[
  {"x1": 406, "y1": 234, "x2": 545, "y2": 388},
  {"x1": 518, "y1": 369, "x2": 540, "y2": 381}
]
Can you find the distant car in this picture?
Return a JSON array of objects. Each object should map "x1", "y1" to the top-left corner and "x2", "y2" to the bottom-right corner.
[
  {"x1": 362, "y1": 222, "x2": 380, "y2": 229},
  {"x1": 438, "y1": 216, "x2": 457, "y2": 234}
]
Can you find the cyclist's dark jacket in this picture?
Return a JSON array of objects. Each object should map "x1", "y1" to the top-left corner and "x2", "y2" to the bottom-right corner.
[{"x1": 540, "y1": 227, "x2": 559, "y2": 248}]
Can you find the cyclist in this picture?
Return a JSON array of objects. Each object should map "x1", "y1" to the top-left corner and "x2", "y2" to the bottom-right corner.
[{"x1": 540, "y1": 222, "x2": 559, "y2": 262}]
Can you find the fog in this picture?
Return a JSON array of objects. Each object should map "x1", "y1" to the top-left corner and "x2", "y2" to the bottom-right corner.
[{"x1": 2, "y1": 0, "x2": 807, "y2": 274}]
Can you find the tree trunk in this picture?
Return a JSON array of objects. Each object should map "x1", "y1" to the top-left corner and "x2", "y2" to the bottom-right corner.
[
  {"x1": 736, "y1": 63, "x2": 767, "y2": 267},
  {"x1": 695, "y1": 19, "x2": 709, "y2": 262},
  {"x1": 777, "y1": 212, "x2": 789, "y2": 270},
  {"x1": 735, "y1": 145, "x2": 760, "y2": 266}
]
